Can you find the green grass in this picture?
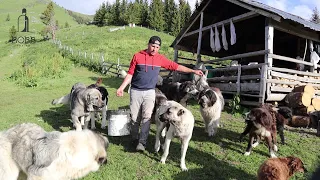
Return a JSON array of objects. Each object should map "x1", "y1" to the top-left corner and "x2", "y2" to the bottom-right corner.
[
  {"x1": 0, "y1": 41, "x2": 319, "y2": 179},
  {"x1": 0, "y1": 1, "x2": 319, "y2": 179}
]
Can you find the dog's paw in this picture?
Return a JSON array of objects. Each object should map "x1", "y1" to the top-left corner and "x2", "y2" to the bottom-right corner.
[
  {"x1": 252, "y1": 141, "x2": 259, "y2": 148},
  {"x1": 180, "y1": 166, "x2": 188, "y2": 171},
  {"x1": 101, "y1": 126, "x2": 106, "y2": 129},
  {"x1": 91, "y1": 126, "x2": 96, "y2": 130},
  {"x1": 270, "y1": 152, "x2": 277, "y2": 158},
  {"x1": 244, "y1": 152, "x2": 251, "y2": 156},
  {"x1": 273, "y1": 145, "x2": 278, "y2": 152},
  {"x1": 160, "y1": 159, "x2": 166, "y2": 164}
]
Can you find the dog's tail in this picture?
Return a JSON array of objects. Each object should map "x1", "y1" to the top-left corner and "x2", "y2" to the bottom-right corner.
[{"x1": 95, "y1": 77, "x2": 103, "y2": 86}]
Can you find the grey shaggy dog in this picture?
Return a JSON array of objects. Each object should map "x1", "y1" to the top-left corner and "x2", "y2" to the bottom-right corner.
[{"x1": 0, "y1": 123, "x2": 109, "y2": 180}]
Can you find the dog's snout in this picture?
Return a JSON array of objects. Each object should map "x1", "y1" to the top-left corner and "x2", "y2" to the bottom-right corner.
[{"x1": 97, "y1": 157, "x2": 107, "y2": 165}]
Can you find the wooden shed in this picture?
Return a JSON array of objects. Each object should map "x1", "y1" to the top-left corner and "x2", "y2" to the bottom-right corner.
[{"x1": 171, "y1": 0, "x2": 320, "y2": 106}]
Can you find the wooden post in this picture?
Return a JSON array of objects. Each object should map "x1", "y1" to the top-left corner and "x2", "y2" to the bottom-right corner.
[
  {"x1": 265, "y1": 18, "x2": 274, "y2": 103},
  {"x1": 84, "y1": 52, "x2": 87, "y2": 59},
  {"x1": 237, "y1": 65, "x2": 241, "y2": 94},
  {"x1": 196, "y1": 12, "x2": 204, "y2": 63},
  {"x1": 173, "y1": 49, "x2": 179, "y2": 82},
  {"x1": 259, "y1": 64, "x2": 267, "y2": 104}
]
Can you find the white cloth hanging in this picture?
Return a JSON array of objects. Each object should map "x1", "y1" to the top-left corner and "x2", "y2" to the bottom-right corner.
[
  {"x1": 221, "y1": 24, "x2": 228, "y2": 50},
  {"x1": 230, "y1": 19, "x2": 236, "y2": 45},
  {"x1": 210, "y1": 28, "x2": 215, "y2": 52},
  {"x1": 214, "y1": 25, "x2": 221, "y2": 52},
  {"x1": 311, "y1": 51, "x2": 320, "y2": 69}
]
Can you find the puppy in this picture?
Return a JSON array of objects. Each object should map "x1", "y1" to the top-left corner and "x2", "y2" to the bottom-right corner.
[
  {"x1": 52, "y1": 78, "x2": 108, "y2": 130},
  {"x1": 154, "y1": 100, "x2": 194, "y2": 171},
  {"x1": 157, "y1": 81, "x2": 198, "y2": 107},
  {"x1": 0, "y1": 123, "x2": 108, "y2": 180},
  {"x1": 198, "y1": 87, "x2": 224, "y2": 136},
  {"x1": 258, "y1": 156, "x2": 306, "y2": 180},
  {"x1": 244, "y1": 107, "x2": 278, "y2": 158}
]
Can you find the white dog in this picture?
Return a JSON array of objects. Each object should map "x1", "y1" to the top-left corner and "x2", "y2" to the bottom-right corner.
[
  {"x1": 154, "y1": 100, "x2": 194, "y2": 171},
  {"x1": 198, "y1": 87, "x2": 225, "y2": 136},
  {"x1": 0, "y1": 123, "x2": 108, "y2": 180}
]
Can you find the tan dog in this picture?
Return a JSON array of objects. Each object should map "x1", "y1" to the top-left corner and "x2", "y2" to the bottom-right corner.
[{"x1": 154, "y1": 100, "x2": 194, "y2": 171}]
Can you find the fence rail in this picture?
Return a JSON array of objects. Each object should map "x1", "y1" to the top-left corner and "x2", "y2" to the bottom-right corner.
[{"x1": 51, "y1": 39, "x2": 128, "y2": 76}]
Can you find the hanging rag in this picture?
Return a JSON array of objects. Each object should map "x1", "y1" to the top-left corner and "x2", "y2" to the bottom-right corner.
[
  {"x1": 230, "y1": 19, "x2": 236, "y2": 45},
  {"x1": 210, "y1": 28, "x2": 215, "y2": 52},
  {"x1": 311, "y1": 51, "x2": 320, "y2": 69},
  {"x1": 214, "y1": 25, "x2": 221, "y2": 52},
  {"x1": 221, "y1": 24, "x2": 228, "y2": 50}
]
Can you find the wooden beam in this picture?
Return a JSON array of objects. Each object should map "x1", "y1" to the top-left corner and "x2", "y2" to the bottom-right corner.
[
  {"x1": 266, "y1": 93, "x2": 287, "y2": 101},
  {"x1": 259, "y1": 64, "x2": 268, "y2": 104},
  {"x1": 177, "y1": 56, "x2": 197, "y2": 62},
  {"x1": 269, "y1": 67, "x2": 320, "y2": 77},
  {"x1": 267, "y1": 79, "x2": 320, "y2": 87},
  {"x1": 205, "y1": 50, "x2": 269, "y2": 64},
  {"x1": 173, "y1": 0, "x2": 212, "y2": 47},
  {"x1": 269, "y1": 54, "x2": 313, "y2": 66},
  {"x1": 270, "y1": 19, "x2": 320, "y2": 42},
  {"x1": 197, "y1": 12, "x2": 204, "y2": 63},
  {"x1": 270, "y1": 71, "x2": 320, "y2": 83},
  {"x1": 225, "y1": 0, "x2": 281, "y2": 21},
  {"x1": 208, "y1": 75, "x2": 260, "y2": 82},
  {"x1": 213, "y1": 82, "x2": 260, "y2": 92},
  {"x1": 184, "y1": 11, "x2": 259, "y2": 37}
]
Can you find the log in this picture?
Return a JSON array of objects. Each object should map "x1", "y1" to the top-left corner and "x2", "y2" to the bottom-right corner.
[
  {"x1": 290, "y1": 116, "x2": 310, "y2": 127},
  {"x1": 293, "y1": 105, "x2": 315, "y2": 116},
  {"x1": 311, "y1": 98, "x2": 320, "y2": 110},
  {"x1": 292, "y1": 85, "x2": 315, "y2": 97},
  {"x1": 284, "y1": 92, "x2": 312, "y2": 108}
]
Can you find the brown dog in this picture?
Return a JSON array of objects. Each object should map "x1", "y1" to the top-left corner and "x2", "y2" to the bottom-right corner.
[{"x1": 258, "y1": 156, "x2": 306, "y2": 180}]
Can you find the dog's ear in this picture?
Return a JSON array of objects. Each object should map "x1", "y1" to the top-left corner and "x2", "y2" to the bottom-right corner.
[
  {"x1": 177, "y1": 109, "x2": 185, "y2": 116},
  {"x1": 288, "y1": 156, "x2": 306, "y2": 173}
]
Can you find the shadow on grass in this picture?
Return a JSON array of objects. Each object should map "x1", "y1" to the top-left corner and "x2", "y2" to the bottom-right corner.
[
  {"x1": 144, "y1": 133, "x2": 256, "y2": 180},
  {"x1": 36, "y1": 105, "x2": 73, "y2": 132}
]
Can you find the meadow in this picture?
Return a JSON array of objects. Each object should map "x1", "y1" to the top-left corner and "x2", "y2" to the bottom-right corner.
[{"x1": 0, "y1": 1, "x2": 319, "y2": 179}]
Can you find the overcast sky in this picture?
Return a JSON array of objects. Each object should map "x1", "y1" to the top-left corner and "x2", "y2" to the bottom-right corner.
[{"x1": 53, "y1": 0, "x2": 320, "y2": 20}]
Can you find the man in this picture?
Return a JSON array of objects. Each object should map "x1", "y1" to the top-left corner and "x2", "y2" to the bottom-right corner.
[{"x1": 116, "y1": 36, "x2": 203, "y2": 152}]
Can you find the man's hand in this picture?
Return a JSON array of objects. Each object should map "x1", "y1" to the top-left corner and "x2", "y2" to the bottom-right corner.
[
  {"x1": 116, "y1": 88, "x2": 124, "y2": 97},
  {"x1": 193, "y1": 69, "x2": 204, "y2": 76}
]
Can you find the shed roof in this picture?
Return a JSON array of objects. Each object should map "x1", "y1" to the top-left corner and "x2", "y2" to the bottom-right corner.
[{"x1": 171, "y1": 0, "x2": 320, "y2": 49}]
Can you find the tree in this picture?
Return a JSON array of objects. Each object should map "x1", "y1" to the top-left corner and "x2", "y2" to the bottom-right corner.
[
  {"x1": 171, "y1": 5, "x2": 181, "y2": 36},
  {"x1": 147, "y1": 0, "x2": 165, "y2": 31},
  {"x1": 6, "y1": 14, "x2": 10, "y2": 21},
  {"x1": 40, "y1": 2, "x2": 57, "y2": 39},
  {"x1": 93, "y1": 2, "x2": 107, "y2": 26},
  {"x1": 164, "y1": 0, "x2": 176, "y2": 32},
  {"x1": 40, "y1": 2, "x2": 54, "y2": 25},
  {"x1": 9, "y1": 26, "x2": 17, "y2": 42},
  {"x1": 311, "y1": 7, "x2": 320, "y2": 24},
  {"x1": 64, "y1": 21, "x2": 70, "y2": 28},
  {"x1": 195, "y1": 0, "x2": 199, "y2": 10}
]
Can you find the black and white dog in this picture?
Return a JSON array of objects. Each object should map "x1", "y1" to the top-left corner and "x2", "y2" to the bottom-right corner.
[
  {"x1": 198, "y1": 87, "x2": 225, "y2": 136},
  {"x1": 157, "y1": 81, "x2": 198, "y2": 107}
]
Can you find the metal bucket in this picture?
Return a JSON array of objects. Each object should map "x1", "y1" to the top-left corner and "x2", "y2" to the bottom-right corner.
[{"x1": 107, "y1": 109, "x2": 131, "y2": 136}]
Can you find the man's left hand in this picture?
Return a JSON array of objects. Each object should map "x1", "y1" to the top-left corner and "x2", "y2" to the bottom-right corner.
[{"x1": 193, "y1": 70, "x2": 204, "y2": 76}]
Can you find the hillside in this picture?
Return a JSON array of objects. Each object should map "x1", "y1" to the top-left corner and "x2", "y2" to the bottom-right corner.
[{"x1": 0, "y1": 0, "x2": 84, "y2": 43}]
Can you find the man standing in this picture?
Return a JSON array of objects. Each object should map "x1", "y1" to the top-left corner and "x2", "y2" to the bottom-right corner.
[{"x1": 116, "y1": 36, "x2": 203, "y2": 151}]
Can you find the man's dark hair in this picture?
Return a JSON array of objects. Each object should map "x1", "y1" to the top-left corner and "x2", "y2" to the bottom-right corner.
[{"x1": 149, "y1": 36, "x2": 161, "y2": 46}]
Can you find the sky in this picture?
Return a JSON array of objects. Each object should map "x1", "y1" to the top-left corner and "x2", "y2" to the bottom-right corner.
[{"x1": 53, "y1": 0, "x2": 320, "y2": 20}]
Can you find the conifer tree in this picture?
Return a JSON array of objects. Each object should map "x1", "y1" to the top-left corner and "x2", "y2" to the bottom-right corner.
[
  {"x1": 164, "y1": 0, "x2": 176, "y2": 32},
  {"x1": 147, "y1": 0, "x2": 165, "y2": 31},
  {"x1": 311, "y1": 7, "x2": 320, "y2": 24},
  {"x1": 195, "y1": 0, "x2": 199, "y2": 10},
  {"x1": 9, "y1": 25, "x2": 17, "y2": 42},
  {"x1": 140, "y1": 0, "x2": 149, "y2": 26},
  {"x1": 40, "y1": 2, "x2": 54, "y2": 25},
  {"x1": 6, "y1": 14, "x2": 10, "y2": 21},
  {"x1": 171, "y1": 5, "x2": 181, "y2": 36}
]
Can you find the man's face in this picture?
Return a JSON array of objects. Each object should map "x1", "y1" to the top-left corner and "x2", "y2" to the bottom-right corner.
[{"x1": 147, "y1": 41, "x2": 160, "y2": 55}]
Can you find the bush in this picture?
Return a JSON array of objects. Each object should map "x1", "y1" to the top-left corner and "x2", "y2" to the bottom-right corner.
[
  {"x1": 8, "y1": 26, "x2": 17, "y2": 42},
  {"x1": 228, "y1": 93, "x2": 248, "y2": 117},
  {"x1": 9, "y1": 43, "x2": 71, "y2": 87}
]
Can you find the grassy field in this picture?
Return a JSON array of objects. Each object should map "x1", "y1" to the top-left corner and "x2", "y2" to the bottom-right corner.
[{"x1": 0, "y1": 1, "x2": 319, "y2": 179}]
